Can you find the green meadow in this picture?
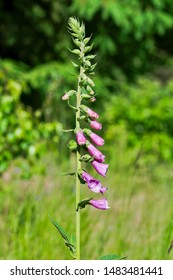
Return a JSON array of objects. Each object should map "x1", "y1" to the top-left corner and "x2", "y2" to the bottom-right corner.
[{"x1": 1, "y1": 148, "x2": 173, "y2": 260}]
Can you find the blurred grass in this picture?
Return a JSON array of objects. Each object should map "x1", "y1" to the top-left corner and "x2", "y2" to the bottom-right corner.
[{"x1": 0, "y1": 148, "x2": 173, "y2": 260}]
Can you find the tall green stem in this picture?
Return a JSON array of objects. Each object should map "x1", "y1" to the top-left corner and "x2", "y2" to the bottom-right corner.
[{"x1": 75, "y1": 65, "x2": 83, "y2": 260}]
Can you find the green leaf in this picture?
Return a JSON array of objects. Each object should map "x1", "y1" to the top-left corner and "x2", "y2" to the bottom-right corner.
[
  {"x1": 77, "y1": 198, "x2": 92, "y2": 211},
  {"x1": 60, "y1": 172, "x2": 76, "y2": 176},
  {"x1": 49, "y1": 215, "x2": 69, "y2": 242},
  {"x1": 49, "y1": 216, "x2": 76, "y2": 258},
  {"x1": 84, "y1": 44, "x2": 94, "y2": 53},
  {"x1": 71, "y1": 61, "x2": 79, "y2": 68},
  {"x1": 84, "y1": 36, "x2": 92, "y2": 45},
  {"x1": 99, "y1": 254, "x2": 126, "y2": 260},
  {"x1": 70, "y1": 49, "x2": 80, "y2": 55}
]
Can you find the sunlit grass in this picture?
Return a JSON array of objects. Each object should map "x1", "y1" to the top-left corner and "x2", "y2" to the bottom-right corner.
[{"x1": 0, "y1": 149, "x2": 173, "y2": 260}]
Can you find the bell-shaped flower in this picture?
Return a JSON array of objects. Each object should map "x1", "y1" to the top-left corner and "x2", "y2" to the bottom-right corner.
[
  {"x1": 86, "y1": 142, "x2": 105, "y2": 162},
  {"x1": 76, "y1": 131, "x2": 86, "y2": 145},
  {"x1": 83, "y1": 129, "x2": 104, "y2": 146},
  {"x1": 90, "y1": 120, "x2": 102, "y2": 130},
  {"x1": 90, "y1": 132, "x2": 104, "y2": 146},
  {"x1": 81, "y1": 105, "x2": 99, "y2": 119},
  {"x1": 91, "y1": 160, "x2": 109, "y2": 177},
  {"x1": 81, "y1": 171, "x2": 107, "y2": 194},
  {"x1": 89, "y1": 198, "x2": 110, "y2": 210}
]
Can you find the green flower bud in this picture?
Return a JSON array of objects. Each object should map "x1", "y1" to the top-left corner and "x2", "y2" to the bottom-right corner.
[{"x1": 67, "y1": 140, "x2": 77, "y2": 151}]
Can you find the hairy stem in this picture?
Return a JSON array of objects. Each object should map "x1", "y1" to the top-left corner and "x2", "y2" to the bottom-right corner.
[{"x1": 76, "y1": 64, "x2": 84, "y2": 260}]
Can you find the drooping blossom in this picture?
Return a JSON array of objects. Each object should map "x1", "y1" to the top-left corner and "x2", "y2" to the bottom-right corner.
[
  {"x1": 81, "y1": 105, "x2": 99, "y2": 119},
  {"x1": 92, "y1": 160, "x2": 109, "y2": 177},
  {"x1": 76, "y1": 131, "x2": 86, "y2": 145},
  {"x1": 89, "y1": 198, "x2": 110, "y2": 210},
  {"x1": 87, "y1": 143, "x2": 105, "y2": 162},
  {"x1": 90, "y1": 120, "x2": 102, "y2": 130},
  {"x1": 90, "y1": 132, "x2": 104, "y2": 146},
  {"x1": 82, "y1": 171, "x2": 107, "y2": 194},
  {"x1": 83, "y1": 129, "x2": 104, "y2": 146},
  {"x1": 62, "y1": 93, "x2": 69, "y2": 100}
]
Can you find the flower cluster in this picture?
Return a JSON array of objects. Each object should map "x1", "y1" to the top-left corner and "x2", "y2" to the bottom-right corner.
[
  {"x1": 62, "y1": 17, "x2": 110, "y2": 211},
  {"x1": 76, "y1": 114, "x2": 110, "y2": 210}
]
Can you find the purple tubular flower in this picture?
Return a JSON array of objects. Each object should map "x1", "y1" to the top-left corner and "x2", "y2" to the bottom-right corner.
[
  {"x1": 89, "y1": 198, "x2": 110, "y2": 210},
  {"x1": 92, "y1": 160, "x2": 109, "y2": 177},
  {"x1": 86, "y1": 108, "x2": 99, "y2": 119},
  {"x1": 76, "y1": 131, "x2": 86, "y2": 145},
  {"x1": 82, "y1": 171, "x2": 107, "y2": 194},
  {"x1": 90, "y1": 120, "x2": 102, "y2": 130},
  {"x1": 81, "y1": 105, "x2": 99, "y2": 119},
  {"x1": 90, "y1": 132, "x2": 104, "y2": 146},
  {"x1": 83, "y1": 128, "x2": 104, "y2": 146},
  {"x1": 87, "y1": 143, "x2": 105, "y2": 162}
]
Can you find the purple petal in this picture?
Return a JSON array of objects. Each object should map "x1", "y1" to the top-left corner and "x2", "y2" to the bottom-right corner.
[
  {"x1": 81, "y1": 171, "x2": 93, "y2": 182},
  {"x1": 76, "y1": 131, "x2": 87, "y2": 145},
  {"x1": 87, "y1": 144, "x2": 105, "y2": 162},
  {"x1": 89, "y1": 198, "x2": 110, "y2": 210},
  {"x1": 90, "y1": 120, "x2": 102, "y2": 130},
  {"x1": 86, "y1": 108, "x2": 99, "y2": 119},
  {"x1": 81, "y1": 172, "x2": 107, "y2": 194},
  {"x1": 90, "y1": 132, "x2": 104, "y2": 146},
  {"x1": 91, "y1": 160, "x2": 109, "y2": 176}
]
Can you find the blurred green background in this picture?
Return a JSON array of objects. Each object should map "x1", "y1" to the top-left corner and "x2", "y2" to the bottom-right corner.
[{"x1": 0, "y1": 0, "x2": 173, "y2": 260}]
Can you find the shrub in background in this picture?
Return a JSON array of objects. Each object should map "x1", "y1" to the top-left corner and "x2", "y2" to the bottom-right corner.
[
  {"x1": 103, "y1": 77, "x2": 173, "y2": 164},
  {"x1": 0, "y1": 61, "x2": 61, "y2": 174}
]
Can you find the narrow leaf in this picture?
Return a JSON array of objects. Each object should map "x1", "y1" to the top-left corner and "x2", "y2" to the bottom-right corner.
[
  {"x1": 99, "y1": 254, "x2": 127, "y2": 260},
  {"x1": 49, "y1": 216, "x2": 69, "y2": 243},
  {"x1": 49, "y1": 216, "x2": 76, "y2": 257},
  {"x1": 167, "y1": 240, "x2": 173, "y2": 254},
  {"x1": 71, "y1": 61, "x2": 79, "y2": 68},
  {"x1": 70, "y1": 49, "x2": 80, "y2": 55},
  {"x1": 84, "y1": 44, "x2": 94, "y2": 53},
  {"x1": 60, "y1": 172, "x2": 76, "y2": 176},
  {"x1": 84, "y1": 36, "x2": 92, "y2": 45}
]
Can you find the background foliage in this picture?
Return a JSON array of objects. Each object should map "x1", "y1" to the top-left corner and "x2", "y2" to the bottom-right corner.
[{"x1": 0, "y1": 0, "x2": 173, "y2": 259}]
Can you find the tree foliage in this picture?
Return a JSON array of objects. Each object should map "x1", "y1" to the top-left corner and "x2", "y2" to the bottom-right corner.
[{"x1": 1, "y1": 0, "x2": 173, "y2": 78}]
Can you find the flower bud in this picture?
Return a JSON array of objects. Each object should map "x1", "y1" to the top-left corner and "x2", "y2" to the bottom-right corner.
[
  {"x1": 83, "y1": 129, "x2": 104, "y2": 146},
  {"x1": 90, "y1": 120, "x2": 102, "y2": 130},
  {"x1": 80, "y1": 154, "x2": 93, "y2": 162},
  {"x1": 81, "y1": 105, "x2": 99, "y2": 119},
  {"x1": 62, "y1": 90, "x2": 76, "y2": 100},
  {"x1": 89, "y1": 97, "x2": 96, "y2": 102},
  {"x1": 76, "y1": 131, "x2": 86, "y2": 145},
  {"x1": 67, "y1": 140, "x2": 77, "y2": 151},
  {"x1": 86, "y1": 141, "x2": 105, "y2": 162}
]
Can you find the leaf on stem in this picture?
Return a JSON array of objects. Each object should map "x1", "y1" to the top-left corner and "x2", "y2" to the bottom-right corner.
[
  {"x1": 76, "y1": 198, "x2": 92, "y2": 211},
  {"x1": 60, "y1": 172, "x2": 76, "y2": 176},
  {"x1": 49, "y1": 215, "x2": 76, "y2": 258}
]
